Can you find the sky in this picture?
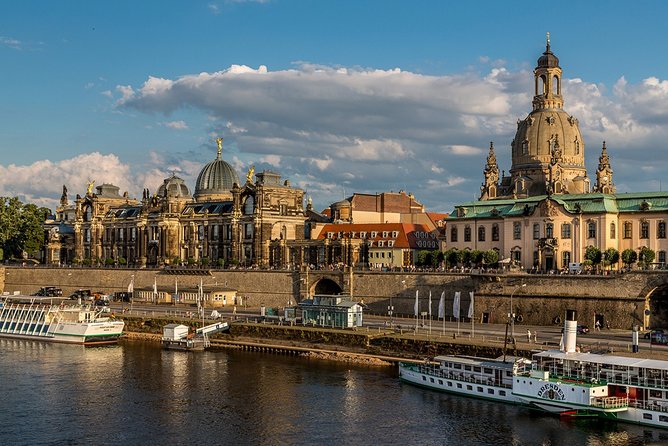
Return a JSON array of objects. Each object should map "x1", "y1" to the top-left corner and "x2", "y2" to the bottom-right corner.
[{"x1": 2, "y1": 1, "x2": 668, "y2": 214}]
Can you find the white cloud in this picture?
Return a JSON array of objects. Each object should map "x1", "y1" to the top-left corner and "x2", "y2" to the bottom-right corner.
[
  {"x1": 448, "y1": 145, "x2": 483, "y2": 156},
  {"x1": 259, "y1": 154, "x2": 281, "y2": 167},
  {"x1": 0, "y1": 36, "x2": 22, "y2": 50},
  {"x1": 163, "y1": 120, "x2": 189, "y2": 130},
  {"x1": 208, "y1": 3, "x2": 220, "y2": 14}
]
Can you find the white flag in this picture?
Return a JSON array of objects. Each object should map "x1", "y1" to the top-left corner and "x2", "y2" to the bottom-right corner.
[
  {"x1": 453, "y1": 292, "x2": 461, "y2": 320},
  {"x1": 153, "y1": 278, "x2": 157, "y2": 295},
  {"x1": 438, "y1": 291, "x2": 445, "y2": 319},
  {"x1": 468, "y1": 291, "x2": 475, "y2": 319},
  {"x1": 414, "y1": 290, "x2": 419, "y2": 316},
  {"x1": 127, "y1": 277, "x2": 134, "y2": 294},
  {"x1": 428, "y1": 291, "x2": 432, "y2": 317}
]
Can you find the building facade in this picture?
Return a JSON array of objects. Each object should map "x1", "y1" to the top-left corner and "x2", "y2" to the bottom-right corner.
[
  {"x1": 45, "y1": 141, "x2": 306, "y2": 268},
  {"x1": 447, "y1": 37, "x2": 668, "y2": 271}
]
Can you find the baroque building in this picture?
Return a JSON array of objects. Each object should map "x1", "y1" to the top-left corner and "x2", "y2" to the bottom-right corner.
[
  {"x1": 45, "y1": 139, "x2": 306, "y2": 267},
  {"x1": 447, "y1": 36, "x2": 668, "y2": 271}
]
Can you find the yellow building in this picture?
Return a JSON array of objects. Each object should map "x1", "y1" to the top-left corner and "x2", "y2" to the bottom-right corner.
[{"x1": 447, "y1": 37, "x2": 668, "y2": 272}]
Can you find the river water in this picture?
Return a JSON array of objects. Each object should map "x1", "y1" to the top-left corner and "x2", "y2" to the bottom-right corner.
[{"x1": 1, "y1": 339, "x2": 667, "y2": 446}]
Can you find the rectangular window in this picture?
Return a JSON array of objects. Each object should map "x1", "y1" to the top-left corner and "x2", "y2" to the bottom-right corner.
[
  {"x1": 451, "y1": 227, "x2": 458, "y2": 242},
  {"x1": 492, "y1": 224, "x2": 499, "y2": 241},
  {"x1": 464, "y1": 226, "x2": 471, "y2": 242},
  {"x1": 641, "y1": 222, "x2": 650, "y2": 239},
  {"x1": 624, "y1": 222, "x2": 632, "y2": 239},
  {"x1": 659, "y1": 222, "x2": 666, "y2": 239},
  {"x1": 513, "y1": 222, "x2": 521, "y2": 240},
  {"x1": 533, "y1": 223, "x2": 540, "y2": 240},
  {"x1": 588, "y1": 222, "x2": 596, "y2": 239},
  {"x1": 659, "y1": 251, "x2": 666, "y2": 265},
  {"x1": 561, "y1": 223, "x2": 571, "y2": 239},
  {"x1": 546, "y1": 223, "x2": 554, "y2": 238},
  {"x1": 644, "y1": 413, "x2": 653, "y2": 420}
]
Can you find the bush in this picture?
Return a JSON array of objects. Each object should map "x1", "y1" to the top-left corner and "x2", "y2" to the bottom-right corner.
[
  {"x1": 621, "y1": 248, "x2": 637, "y2": 267},
  {"x1": 118, "y1": 257, "x2": 127, "y2": 266},
  {"x1": 105, "y1": 257, "x2": 115, "y2": 266}
]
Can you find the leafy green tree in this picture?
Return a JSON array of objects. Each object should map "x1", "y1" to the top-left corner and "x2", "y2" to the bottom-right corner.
[
  {"x1": 483, "y1": 249, "x2": 499, "y2": 266},
  {"x1": 584, "y1": 246, "x2": 602, "y2": 270},
  {"x1": 445, "y1": 249, "x2": 460, "y2": 268},
  {"x1": 621, "y1": 248, "x2": 637, "y2": 268},
  {"x1": 0, "y1": 197, "x2": 50, "y2": 259},
  {"x1": 603, "y1": 248, "x2": 619, "y2": 270},
  {"x1": 461, "y1": 250, "x2": 472, "y2": 266},
  {"x1": 470, "y1": 250, "x2": 484, "y2": 266},
  {"x1": 639, "y1": 246, "x2": 656, "y2": 269},
  {"x1": 415, "y1": 250, "x2": 430, "y2": 266}
]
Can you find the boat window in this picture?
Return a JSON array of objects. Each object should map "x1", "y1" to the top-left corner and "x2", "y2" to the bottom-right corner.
[
  {"x1": 488, "y1": 389, "x2": 494, "y2": 395},
  {"x1": 438, "y1": 380, "x2": 443, "y2": 385},
  {"x1": 430, "y1": 378, "x2": 435, "y2": 383},
  {"x1": 500, "y1": 390, "x2": 506, "y2": 396},
  {"x1": 507, "y1": 371, "x2": 512, "y2": 377},
  {"x1": 465, "y1": 366, "x2": 472, "y2": 371},
  {"x1": 644, "y1": 413, "x2": 653, "y2": 420},
  {"x1": 484, "y1": 368, "x2": 492, "y2": 374},
  {"x1": 477, "y1": 387, "x2": 483, "y2": 392},
  {"x1": 466, "y1": 385, "x2": 473, "y2": 391},
  {"x1": 650, "y1": 390, "x2": 662, "y2": 398},
  {"x1": 660, "y1": 415, "x2": 668, "y2": 422},
  {"x1": 457, "y1": 383, "x2": 462, "y2": 389},
  {"x1": 422, "y1": 376, "x2": 426, "y2": 381},
  {"x1": 454, "y1": 364, "x2": 461, "y2": 369},
  {"x1": 448, "y1": 382, "x2": 452, "y2": 387},
  {"x1": 473, "y1": 366, "x2": 481, "y2": 373}
]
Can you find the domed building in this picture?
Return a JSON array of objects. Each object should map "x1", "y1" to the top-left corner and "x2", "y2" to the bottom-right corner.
[
  {"x1": 45, "y1": 139, "x2": 306, "y2": 268},
  {"x1": 447, "y1": 35, "x2": 668, "y2": 277},
  {"x1": 193, "y1": 140, "x2": 240, "y2": 201}
]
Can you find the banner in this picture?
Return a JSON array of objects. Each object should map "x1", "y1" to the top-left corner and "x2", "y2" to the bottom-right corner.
[
  {"x1": 414, "y1": 290, "x2": 419, "y2": 316},
  {"x1": 438, "y1": 291, "x2": 445, "y2": 319},
  {"x1": 428, "y1": 291, "x2": 432, "y2": 317},
  {"x1": 468, "y1": 291, "x2": 475, "y2": 319},
  {"x1": 453, "y1": 291, "x2": 461, "y2": 320}
]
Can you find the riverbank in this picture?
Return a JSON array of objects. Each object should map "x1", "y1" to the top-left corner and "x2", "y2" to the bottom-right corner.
[{"x1": 118, "y1": 314, "x2": 535, "y2": 365}]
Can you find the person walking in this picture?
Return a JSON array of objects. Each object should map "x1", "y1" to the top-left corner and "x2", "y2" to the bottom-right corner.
[
  {"x1": 595, "y1": 320, "x2": 601, "y2": 331},
  {"x1": 527, "y1": 329, "x2": 532, "y2": 343}
]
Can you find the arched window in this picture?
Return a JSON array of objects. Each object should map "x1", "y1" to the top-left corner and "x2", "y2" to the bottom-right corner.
[
  {"x1": 641, "y1": 221, "x2": 650, "y2": 239},
  {"x1": 464, "y1": 225, "x2": 471, "y2": 242},
  {"x1": 546, "y1": 223, "x2": 554, "y2": 238},
  {"x1": 540, "y1": 75, "x2": 547, "y2": 95},
  {"x1": 478, "y1": 226, "x2": 486, "y2": 242},
  {"x1": 587, "y1": 222, "x2": 596, "y2": 239},
  {"x1": 553, "y1": 75, "x2": 560, "y2": 95},
  {"x1": 610, "y1": 222, "x2": 616, "y2": 239},
  {"x1": 244, "y1": 196, "x2": 254, "y2": 215},
  {"x1": 450, "y1": 227, "x2": 458, "y2": 242},
  {"x1": 659, "y1": 221, "x2": 666, "y2": 239},
  {"x1": 513, "y1": 222, "x2": 522, "y2": 240},
  {"x1": 492, "y1": 224, "x2": 499, "y2": 241},
  {"x1": 84, "y1": 206, "x2": 92, "y2": 222}
]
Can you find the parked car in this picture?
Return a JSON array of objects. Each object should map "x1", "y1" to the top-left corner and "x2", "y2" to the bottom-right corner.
[
  {"x1": 577, "y1": 325, "x2": 589, "y2": 334},
  {"x1": 70, "y1": 289, "x2": 92, "y2": 300},
  {"x1": 644, "y1": 329, "x2": 665, "y2": 339},
  {"x1": 33, "y1": 286, "x2": 63, "y2": 297}
]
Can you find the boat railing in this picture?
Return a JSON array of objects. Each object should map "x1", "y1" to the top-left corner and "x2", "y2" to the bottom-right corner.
[
  {"x1": 628, "y1": 400, "x2": 668, "y2": 412},
  {"x1": 411, "y1": 363, "x2": 512, "y2": 389},
  {"x1": 591, "y1": 396, "x2": 629, "y2": 409}
]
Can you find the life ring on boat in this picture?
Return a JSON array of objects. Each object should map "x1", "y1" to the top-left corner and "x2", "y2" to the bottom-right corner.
[
  {"x1": 554, "y1": 316, "x2": 562, "y2": 325},
  {"x1": 515, "y1": 314, "x2": 523, "y2": 323}
]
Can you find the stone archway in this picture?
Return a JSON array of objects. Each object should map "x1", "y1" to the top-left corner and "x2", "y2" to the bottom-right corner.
[
  {"x1": 645, "y1": 284, "x2": 668, "y2": 330},
  {"x1": 312, "y1": 278, "x2": 342, "y2": 295}
]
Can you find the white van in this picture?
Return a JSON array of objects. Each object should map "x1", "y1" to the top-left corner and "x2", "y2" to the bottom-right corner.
[{"x1": 568, "y1": 262, "x2": 582, "y2": 273}]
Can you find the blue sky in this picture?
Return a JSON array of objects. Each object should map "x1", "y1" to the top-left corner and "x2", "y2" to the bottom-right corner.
[{"x1": 2, "y1": 1, "x2": 668, "y2": 213}]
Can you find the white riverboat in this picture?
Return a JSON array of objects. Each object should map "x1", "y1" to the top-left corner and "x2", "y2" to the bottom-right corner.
[
  {"x1": 399, "y1": 355, "x2": 531, "y2": 404},
  {"x1": 400, "y1": 309, "x2": 668, "y2": 429},
  {"x1": 0, "y1": 295, "x2": 124, "y2": 345}
]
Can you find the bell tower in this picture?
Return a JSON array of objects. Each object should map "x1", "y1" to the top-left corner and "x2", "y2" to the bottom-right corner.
[
  {"x1": 533, "y1": 32, "x2": 563, "y2": 111},
  {"x1": 594, "y1": 141, "x2": 615, "y2": 194}
]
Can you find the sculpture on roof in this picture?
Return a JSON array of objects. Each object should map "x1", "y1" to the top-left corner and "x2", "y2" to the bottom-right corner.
[
  {"x1": 86, "y1": 180, "x2": 95, "y2": 196},
  {"x1": 216, "y1": 137, "x2": 223, "y2": 159},
  {"x1": 246, "y1": 165, "x2": 255, "y2": 184}
]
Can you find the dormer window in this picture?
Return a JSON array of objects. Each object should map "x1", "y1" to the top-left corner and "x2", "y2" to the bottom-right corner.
[
  {"x1": 327, "y1": 232, "x2": 333, "y2": 239},
  {"x1": 382, "y1": 231, "x2": 389, "y2": 238},
  {"x1": 371, "y1": 231, "x2": 377, "y2": 238},
  {"x1": 392, "y1": 231, "x2": 399, "y2": 238},
  {"x1": 360, "y1": 231, "x2": 367, "y2": 238},
  {"x1": 378, "y1": 240, "x2": 384, "y2": 247}
]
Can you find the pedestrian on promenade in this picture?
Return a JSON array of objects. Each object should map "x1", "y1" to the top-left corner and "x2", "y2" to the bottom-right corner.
[
  {"x1": 527, "y1": 329, "x2": 532, "y2": 343},
  {"x1": 595, "y1": 320, "x2": 601, "y2": 331}
]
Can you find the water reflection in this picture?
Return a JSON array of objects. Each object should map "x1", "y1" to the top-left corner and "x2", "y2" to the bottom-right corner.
[{"x1": 0, "y1": 339, "x2": 667, "y2": 445}]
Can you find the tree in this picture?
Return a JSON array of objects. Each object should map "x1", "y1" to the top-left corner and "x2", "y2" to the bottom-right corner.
[
  {"x1": 461, "y1": 250, "x2": 472, "y2": 267},
  {"x1": 584, "y1": 246, "x2": 602, "y2": 270},
  {"x1": 483, "y1": 250, "x2": 499, "y2": 266},
  {"x1": 470, "y1": 250, "x2": 484, "y2": 266},
  {"x1": 0, "y1": 197, "x2": 50, "y2": 259},
  {"x1": 445, "y1": 249, "x2": 461, "y2": 268},
  {"x1": 415, "y1": 250, "x2": 430, "y2": 266},
  {"x1": 621, "y1": 248, "x2": 637, "y2": 268},
  {"x1": 603, "y1": 247, "x2": 620, "y2": 270},
  {"x1": 639, "y1": 246, "x2": 656, "y2": 269}
]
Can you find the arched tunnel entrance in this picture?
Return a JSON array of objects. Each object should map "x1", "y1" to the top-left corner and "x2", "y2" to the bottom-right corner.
[
  {"x1": 311, "y1": 278, "x2": 343, "y2": 296},
  {"x1": 646, "y1": 285, "x2": 668, "y2": 329}
]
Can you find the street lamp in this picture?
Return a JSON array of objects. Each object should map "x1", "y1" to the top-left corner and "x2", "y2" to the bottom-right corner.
[{"x1": 510, "y1": 283, "x2": 526, "y2": 339}]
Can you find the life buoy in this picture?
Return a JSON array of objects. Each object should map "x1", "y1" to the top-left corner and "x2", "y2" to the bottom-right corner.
[
  {"x1": 515, "y1": 314, "x2": 524, "y2": 323},
  {"x1": 554, "y1": 316, "x2": 562, "y2": 325}
]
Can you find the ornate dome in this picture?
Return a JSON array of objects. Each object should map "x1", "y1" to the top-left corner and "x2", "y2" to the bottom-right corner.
[
  {"x1": 194, "y1": 150, "x2": 240, "y2": 201},
  {"x1": 158, "y1": 174, "x2": 191, "y2": 198}
]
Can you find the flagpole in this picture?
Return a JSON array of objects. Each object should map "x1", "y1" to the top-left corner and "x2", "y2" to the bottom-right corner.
[
  {"x1": 414, "y1": 290, "x2": 419, "y2": 333},
  {"x1": 428, "y1": 291, "x2": 432, "y2": 336},
  {"x1": 438, "y1": 291, "x2": 445, "y2": 336}
]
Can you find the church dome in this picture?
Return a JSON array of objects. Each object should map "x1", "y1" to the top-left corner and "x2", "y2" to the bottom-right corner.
[
  {"x1": 194, "y1": 152, "x2": 240, "y2": 201},
  {"x1": 158, "y1": 174, "x2": 191, "y2": 198},
  {"x1": 537, "y1": 45, "x2": 559, "y2": 68}
]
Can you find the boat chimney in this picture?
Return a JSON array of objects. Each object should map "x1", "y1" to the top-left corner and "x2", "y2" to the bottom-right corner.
[{"x1": 562, "y1": 309, "x2": 577, "y2": 353}]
